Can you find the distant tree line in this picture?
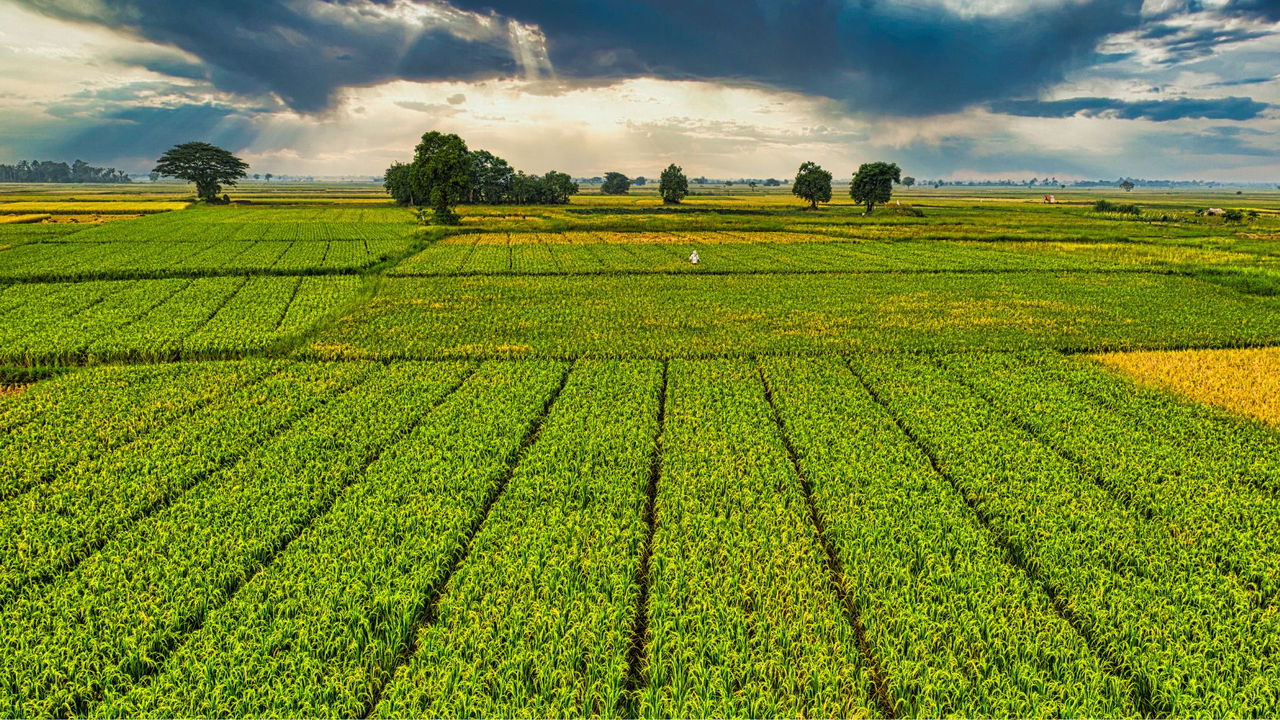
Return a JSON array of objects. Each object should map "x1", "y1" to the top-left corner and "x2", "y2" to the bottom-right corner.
[
  {"x1": 384, "y1": 132, "x2": 579, "y2": 224},
  {"x1": 0, "y1": 160, "x2": 132, "y2": 183},
  {"x1": 916, "y1": 177, "x2": 1232, "y2": 188}
]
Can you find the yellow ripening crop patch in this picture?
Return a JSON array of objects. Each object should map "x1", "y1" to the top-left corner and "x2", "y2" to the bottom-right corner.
[
  {"x1": 459, "y1": 230, "x2": 871, "y2": 246},
  {"x1": 968, "y1": 241, "x2": 1255, "y2": 266},
  {"x1": 0, "y1": 201, "x2": 189, "y2": 214},
  {"x1": 0, "y1": 384, "x2": 31, "y2": 399},
  {"x1": 1093, "y1": 347, "x2": 1280, "y2": 427},
  {"x1": 0, "y1": 214, "x2": 52, "y2": 224}
]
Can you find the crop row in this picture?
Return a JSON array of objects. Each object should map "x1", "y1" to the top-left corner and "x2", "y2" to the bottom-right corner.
[
  {"x1": 0, "y1": 362, "x2": 269, "y2": 502},
  {"x1": 0, "y1": 238, "x2": 412, "y2": 280},
  {"x1": 59, "y1": 206, "x2": 412, "y2": 243},
  {"x1": 0, "y1": 360, "x2": 372, "y2": 604},
  {"x1": 0, "y1": 360, "x2": 482, "y2": 717},
  {"x1": 642, "y1": 359, "x2": 876, "y2": 718},
  {"x1": 942, "y1": 352, "x2": 1280, "y2": 598},
  {"x1": 309, "y1": 273, "x2": 1280, "y2": 359},
  {"x1": 759, "y1": 356, "x2": 1131, "y2": 717},
  {"x1": 853, "y1": 353, "x2": 1280, "y2": 715},
  {"x1": 99, "y1": 360, "x2": 567, "y2": 718},
  {"x1": 374, "y1": 360, "x2": 660, "y2": 718},
  {"x1": 392, "y1": 235, "x2": 1117, "y2": 276},
  {"x1": 0, "y1": 276, "x2": 363, "y2": 365}
]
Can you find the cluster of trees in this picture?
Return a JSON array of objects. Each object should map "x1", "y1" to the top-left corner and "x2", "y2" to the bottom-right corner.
[
  {"x1": 0, "y1": 160, "x2": 131, "y2": 183},
  {"x1": 792, "y1": 161, "x2": 903, "y2": 214},
  {"x1": 597, "y1": 168, "x2": 689, "y2": 204},
  {"x1": 384, "y1": 132, "x2": 580, "y2": 224}
]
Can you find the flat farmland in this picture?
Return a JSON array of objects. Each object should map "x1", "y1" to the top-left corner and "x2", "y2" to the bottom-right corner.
[{"x1": 3, "y1": 186, "x2": 1280, "y2": 717}]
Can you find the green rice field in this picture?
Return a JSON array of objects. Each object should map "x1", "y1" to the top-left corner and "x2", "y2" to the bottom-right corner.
[{"x1": 2, "y1": 184, "x2": 1280, "y2": 717}]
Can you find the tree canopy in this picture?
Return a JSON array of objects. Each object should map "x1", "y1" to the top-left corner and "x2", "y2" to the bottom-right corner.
[
  {"x1": 467, "y1": 150, "x2": 515, "y2": 204},
  {"x1": 152, "y1": 142, "x2": 248, "y2": 202},
  {"x1": 659, "y1": 164, "x2": 689, "y2": 204},
  {"x1": 792, "y1": 161, "x2": 833, "y2": 209},
  {"x1": 850, "y1": 161, "x2": 902, "y2": 214},
  {"x1": 385, "y1": 133, "x2": 577, "y2": 211},
  {"x1": 409, "y1": 131, "x2": 471, "y2": 225},
  {"x1": 601, "y1": 172, "x2": 631, "y2": 195}
]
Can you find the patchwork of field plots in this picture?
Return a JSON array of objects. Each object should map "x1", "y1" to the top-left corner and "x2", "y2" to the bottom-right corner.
[
  {"x1": 2, "y1": 187, "x2": 1280, "y2": 717},
  {"x1": 0, "y1": 276, "x2": 363, "y2": 364}
]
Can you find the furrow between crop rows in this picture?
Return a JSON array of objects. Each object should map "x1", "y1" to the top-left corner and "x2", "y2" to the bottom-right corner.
[
  {"x1": 850, "y1": 353, "x2": 1280, "y2": 716},
  {"x1": 0, "y1": 361, "x2": 476, "y2": 717},
  {"x1": 756, "y1": 360, "x2": 897, "y2": 718},
  {"x1": 640, "y1": 359, "x2": 878, "y2": 718},
  {"x1": 0, "y1": 360, "x2": 375, "y2": 606}
]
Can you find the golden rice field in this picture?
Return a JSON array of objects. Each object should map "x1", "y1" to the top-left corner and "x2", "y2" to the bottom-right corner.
[
  {"x1": 0, "y1": 214, "x2": 50, "y2": 224},
  {"x1": 1094, "y1": 347, "x2": 1280, "y2": 427},
  {"x1": 0, "y1": 201, "x2": 190, "y2": 214}
]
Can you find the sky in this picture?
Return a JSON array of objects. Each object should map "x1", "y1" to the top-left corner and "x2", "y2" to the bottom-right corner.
[{"x1": 0, "y1": 0, "x2": 1277, "y2": 181}]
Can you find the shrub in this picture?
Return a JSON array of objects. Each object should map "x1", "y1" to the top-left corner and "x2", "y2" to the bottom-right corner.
[{"x1": 1093, "y1": 200, "x2": 1140, "y2": 215}]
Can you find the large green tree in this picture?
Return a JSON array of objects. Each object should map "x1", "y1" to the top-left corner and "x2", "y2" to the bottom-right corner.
[
  {"x1": 659, "y1": 164, "x2": 688, "y2": 205},
  {"x1": 601, "y1": 172, "x2": 631, "y2": 195},
  {"x1": 850, "y1": 161, "x2": 902, "y2": 214},
  {"x1": 792, "y1": 161, "x2": 832, "y2": 209},
  {"x1": 410, "y1": 131, "x2": 471, "y2": 225},
  {"x1": 152, "y1": 142, "x2": 248, "y2": 203}
]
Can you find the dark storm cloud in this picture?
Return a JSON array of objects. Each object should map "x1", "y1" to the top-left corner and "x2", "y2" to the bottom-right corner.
[
  {"x1": 1137, "y1": 23, "x2": 1272, "y2": 63},
  {"x1": 14, "y1": 0, "x2": 1280, "y2": 122},
  {"x1": 16, "y1": 0, "x2": 519, "y2": 112},
  {"x1": 48, "y1": 103, "x2": 259, "y2": 161},
  {"x1": 1223, "y1": 0, "x2": 1280, "y2": 21},
  {"x1": 991, "y1": 95, "x2": 1271, "y2": 121},
  {"x1": 448, "y1": 0, "x2": 1148, "y2": 115},
  {"x1": 13, "y1": 0, "x2": 1153, "y2": 116}
]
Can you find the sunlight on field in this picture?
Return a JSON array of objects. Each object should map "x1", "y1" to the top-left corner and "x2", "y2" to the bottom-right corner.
[
  {"x1": 0, "y1": 201, "x2": 189, "y2": 214},
  {"x1": 1093, "y1": 347, "x2": 1280, "y2": 427},
  {"x1": 0, "y1": 214, "x2": 50, "y2": 224}
]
